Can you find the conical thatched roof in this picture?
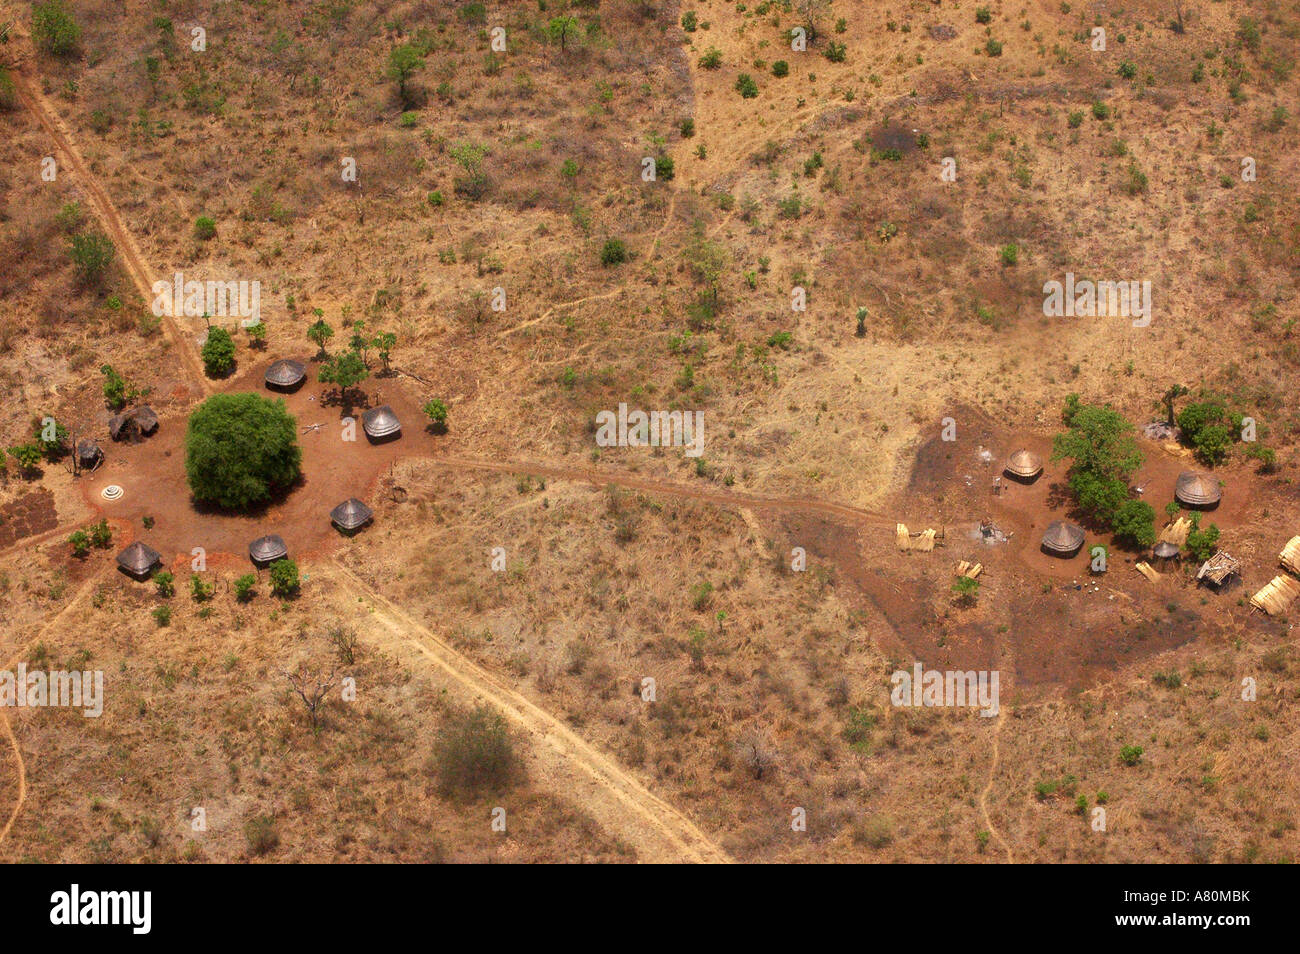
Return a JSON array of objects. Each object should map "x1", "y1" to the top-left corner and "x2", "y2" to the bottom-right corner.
[
  {"x1": 265, "y1": 359, "x2": 306, "y2": 389},
  {"x1": 116, "y1": 541, "x2": 161, "y2": 578},
  {"x1": 1153, "y1": 541, "x2": 1181, "y2": 560},
  {"x1": 134, "y1": 406, "x2": 159, "y2": 434},
  {"x1": 1004, "y1": 449, "x2": 1043, "y2": 479},
  {"x1": 1175, "y1": 471, "x2": 1221, "y2": 507},
  {"x1": 330, "y1": 498, "x2": 373, "y2": 531},
  {"x1": 76, "y1": 439, "x2": 102, "y2": 465},
  {"x1": 1041, "y1": 520, "x2": 1085, "y2": 555},
  {"x1": 361, "y1": 405, "x2": 401, "y2": 438},
  {"x1": 248, "y1": 534, "x2": 288, "y2": 564}
]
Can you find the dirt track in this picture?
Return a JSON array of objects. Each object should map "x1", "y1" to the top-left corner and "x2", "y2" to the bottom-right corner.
[
  {"x1": 326, "y1": 561, "x2": 733, "y2": 863},
  {"x1": 7, "y1": 40, "x2": 211, "y2": 396}
]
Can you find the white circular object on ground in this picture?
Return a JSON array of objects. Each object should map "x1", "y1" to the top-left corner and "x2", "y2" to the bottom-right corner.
[{"x1": 101, "y1": 485, "x2": 124, "y2": 501}]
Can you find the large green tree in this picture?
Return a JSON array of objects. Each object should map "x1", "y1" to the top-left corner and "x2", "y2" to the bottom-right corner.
[
  {"x1": 1052, "y1": 399, "x2": 1148, "y2": 537},
  {"x1": 185, "y1": 393, "x2": 302, "y2": 509}
]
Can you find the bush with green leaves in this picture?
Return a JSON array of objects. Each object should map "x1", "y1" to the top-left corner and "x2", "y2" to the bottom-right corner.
[
  {"x1": 234, "y1": 573, "x2": 256, "y2": 602},
  {"x1": 432, "y1": 704, "x2": 522, "y2": 796},
  {"x1": 999, "y1": 243, "x2": 1018, "y2": 266},
  {"x1": 194, "y1": 216, "x2": 217, "y2": 240},
  {"x1": 153, "y1": 571, "x2": 175, "y2": 598},
  {"x1": 6, "y1": 444, "x2": 42, "y2": 475},
  {"x1": 952, "y1": 575, "x2": 980, "y2": 606},
  {"x1": 600, "y1": 238, "x2": 627, "y2": 266},
  {"x1": 654, "y1": 154, "x2": 675, "y2": 181},
  {"x1": 975, "y1": 6, "x2": 992, "y2": 23},
  {"x1": 190, "y1": 574, "x2": 215, "y2": 602},
  {"x1": 824, "y1": 41, "x2": 847, "y2": 62},
  {"x1": 680, "y1": 10, "x2": 697, "y2": 31},
  {"x1": 1113, "y1": 499, "x2": 1156, "y2": 547},
  {"x1": 386, "y1": 43, "x2": 425, "y2": 106},
  {"x1": 68, "y1": 231, "x2": 115, "y2": 285},
  {"x1": 1119, "y1": 745, "x2": 1144, "y2": 766},
  {"x1": 68, "y1": 530, "x2": 90, "y2": 558},
  {"x1": 201, "y1": 326, "x2": 237, "y2": 377},
  {"x1": 88, "y1": 518, "x2": 112, "y2": 549},
  {"x1": 1184, "y1": 514, "x2": 1221, "y2": 562},
  {"x1": 735, "y1": 73, "x2": 759, "y2": 98},
  {"x1": 1051, "y1": 398, "x2": 1144, "y2": 530},
  {"x1": 306, "y1": 316, "x2": 334, "y2": 357},
  {"x1": 269, "y1": 558, "x2": 299, "y2": 597},
  {"x1": 317, "y1": 350, "x2": 370, "y2": 411},
  {"x1": 185, "y1": 393, "x2": 302, "y2": 510},
  {"x1": 151, "y1": 605, "x2": 172, "y2": 627},
  {"x1": 772, "y1": 60, "x2": 789, "y2": 77},
  {"x1": 34, "y1": 417, "x2": 68, "y2": 459},
  {"x1": 32, "y1": 0, "x2": 81, "y2": 57},
  {"x1": 100, "y1": 364, "x2": 137, "y2": 410},
  {"x1": 1176, "y1": 400, "x2": 1239, "y2": 465},
  {"x1": 422, "y1": 398, "x2": 449, "y2": 431},
  {"x1": 698, "y1": 47, "x2": 722, "y2": 70}
]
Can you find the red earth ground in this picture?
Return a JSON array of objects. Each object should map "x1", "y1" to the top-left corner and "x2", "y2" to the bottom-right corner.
[{"x1": 76, "y1": 356, "x2": 441, "y2": 575}]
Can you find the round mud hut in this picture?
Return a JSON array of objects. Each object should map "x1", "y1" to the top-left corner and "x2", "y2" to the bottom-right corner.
[
  {"x1": 1040, "y1": 520, "x2": 1085, "y2": 557},
  {"x1": 116, "y1": 541, "x2": 162, "y2": 580},
  {"x1": 330, "y1": 498, "x2": 373, "y2": 533},
  {"x1": 264, "y1": 359, "x2": 307, "y2": 392},
  {"x1": 249, "y1": 534, "x2": 289, "y2": 567},
  {"x1": 76, "y1": 439, "x2": 103, "y2": 471},
  {"x1": 1175, "y1": 471, "x2": 1221, "y2": 509},
  {"x1": 1153, "y1": 541, "x2": 1180, "y2": 569},
  {"x1": 361, "y1": 405, "x2": 401, "y2": 442},
  {"x1": 1004, "y1": 449, "x2": 1044, "y2": 482}
]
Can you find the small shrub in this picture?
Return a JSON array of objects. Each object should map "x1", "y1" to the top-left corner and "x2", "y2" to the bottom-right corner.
[
  {"x1": 153, "y1": 571, "x2": 175, "y2": 598},
  {"x1": 234, "y1": 573, "x2": 256, "y2": 602},
  {"x1": 600, "y1": 238, "x2": 627, "y2": 266},
  {"x1": 999, "y1": 242, "x2": 1019, "y2": 266},
  {"x1": 200, "y1": 326, "x2": 236, "y2": 377},
  {"x1": 194, "y1": 216, "x2": 217, "y2": 240},
  {"x1": 432, "y1": 704, "x2": 522, "y2": 797},
  {"x1": 772, "y1": 60, "x2": 789, "y2": 77},
  {"x1": 244, "y1": 816, "x2": 279, "y2": 856},
  {"x1": 735, "y1": 73, "x2": 759, "y2": 98},
  {"x1": 1119, "y1": 745, "x2": 1144, "y2": 766},
  {"x1": 32, "y1": 1, "x2": 81, "y2": 58},
  {"x1": 269, "y1": 558, "x2": 299, "y2": 597}
]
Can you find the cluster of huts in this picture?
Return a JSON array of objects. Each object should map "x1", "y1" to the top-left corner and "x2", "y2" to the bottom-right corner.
[
  {"x1": 1001, "y1": 449, "x2": 1226, "y2": 572},
  {"x1": 114, "y1": 357, "x2": 395, "y2": 581}
]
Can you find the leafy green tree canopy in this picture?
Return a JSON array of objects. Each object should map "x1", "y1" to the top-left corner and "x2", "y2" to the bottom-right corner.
[{"x1": 185, "y1": 393, "x2": 302, "y2": 509}]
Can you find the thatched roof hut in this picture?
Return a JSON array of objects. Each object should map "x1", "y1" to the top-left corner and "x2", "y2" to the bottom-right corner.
[
  {"x1": 1197, "y1": 549, "x2": 1240, "y2": 588},
  {"x1": 1004, "y1": 449, "x2": 1043, "y2": 481},
  {"x1": 1153, "y1": 541, "x2": 1180, "y2": 563},
  {"x1": 109, "y1": 407, "x2": 160, "y2": 443},
  {"x1": 330, "y1": 498, "x2": 373, "y2": 532},
  {"x1": 361, "y1": 405, "x2": 401, "y2": 440},
  {"x1": 249, "y1": 534, "x2": 288, "y2": 566},
  {"x1": 134, "y1": 406, "x2": 159, "y2": 435},
  {"x1": 116, "y1": 541, "x2": 161, "y2": 579},
  {"x1": 265, "y1": 359, "x2": 307, "y2": 390},
  {"x1": 1279, "y1": 536, "x2": 1300, "y2": 576},
  {"x1": 1175, "y1": 471, "x2": 1221, "y2": 508},
  {"x1": 1041, "y1": 520, "x2": 1085, "y2": 556},
  {"x1": 76, "y1": 439, "x2": 102, "y2": 469}
]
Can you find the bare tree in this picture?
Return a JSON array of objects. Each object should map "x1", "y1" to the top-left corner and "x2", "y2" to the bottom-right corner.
[
  {"x1": 329, "y1": 626, "x2": 360, "y2": 666},
  {"x1": 282, "y1": 663, "x2": 339, "y2": 731},
  {"x1": 735, "y1": 729, "x2": 778, "y2": 780}
]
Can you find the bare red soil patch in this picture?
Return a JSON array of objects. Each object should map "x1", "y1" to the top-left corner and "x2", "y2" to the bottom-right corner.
[{"x1": 75, "y1": 357, "x2": 441, "y2": 570}]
